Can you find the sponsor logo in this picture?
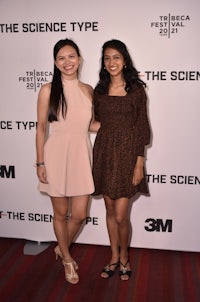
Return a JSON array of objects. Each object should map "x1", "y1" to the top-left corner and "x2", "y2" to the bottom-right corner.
[
  {"x1": 0, "y1": 211, "x2": 53, "y2": 222},
  {"x1": 150, "y1": 14, "x2": 190, "y2": 38},
  {"x1": 140, "y1": 70, "x2": 200, "y2": 81},
  {"x1": 145, "y1": 218, "x2": 173, "y2": 232},
  {"x1": 0, "y1": 121, "x2": 37, "y2": 130},
  {"x1": 0, "y1": 165, "x2": 15, "y2": 178},
  {"x1": 146, "y1": 174, "x2": 200, "y2": 185},
  {"x1": 0, "y1": 211, "x2": 98, "y2": 225},
  {"x1": 18, "y1": 70, "x2": 52, "y2": 92},
  {"x1": 0, "y1": 22, "x2": 99, "y2": 33}
]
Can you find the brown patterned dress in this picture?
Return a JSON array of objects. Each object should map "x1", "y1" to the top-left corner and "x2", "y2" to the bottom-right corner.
[{"x1": 92, "y1": 84, "x2": 151, "y2": 199}]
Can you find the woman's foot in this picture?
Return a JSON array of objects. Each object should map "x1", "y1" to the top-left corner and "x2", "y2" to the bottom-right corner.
[
  {"x1": 63, "y1": 260, "x2": 79, "y2": 284},
  {"x1": 119, "y1": 259, "x2": 132, "y2": 281},
  {"x1": 54, "y1": 245, "x2": 62, "y2": 260},
  {"x1": 101, "y1": 261, "x2": 119, "y2": 279},
  {"x1": 54, "y1": 245, "x2": 78, "y2": 270}
]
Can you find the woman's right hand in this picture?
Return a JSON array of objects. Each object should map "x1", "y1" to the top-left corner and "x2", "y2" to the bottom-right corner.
[{"x1": 37, "y1": 166, "x2": 48, "y2": 183}]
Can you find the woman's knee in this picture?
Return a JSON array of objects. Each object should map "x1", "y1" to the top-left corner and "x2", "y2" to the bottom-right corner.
[
  {"x1": 105, "y1": 202, "x2": 115, "y2": 217},
  {"x1": 53, "y1": 207, "x2": 68, "y2": 221},
  {"x1": 71, "y1": 213, "x2": 86, "y2": 224},
  {"x1": 53, "y1": 213, "x2": 67, "y2": 222},
  {"x1": 115, "y1": 215, "x2": 128, "y2": 226}
]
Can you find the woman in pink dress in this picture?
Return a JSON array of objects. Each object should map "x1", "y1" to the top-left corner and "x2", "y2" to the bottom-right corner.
[{"x1": 36, "y1": 38, "x2": 99, "y2": 284}]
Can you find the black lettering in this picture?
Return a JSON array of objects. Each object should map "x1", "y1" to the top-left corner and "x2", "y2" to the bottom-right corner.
[
  {"x1": 170, "y1": 175, "x2": 200, "y2": 185},
  {"x1": 145, "y1": 218, "x2": 173, "y2": 232},
  {"x1": 22, "y1": 23, "x2": 28, "y2": 32},
  {"x1": 28, "y1": 213, "x2": 34, "y2": 221},
  {"x1": 144, "y1": 218, "x2": 157, "y2": 232},
  {"x1": 85, "y1": 217, "x2": 92, "y2": 224},
  {"x1": 0, "y1": 23, "x2": 19, "y2": 33},
  {"x1": 156, "y1": 219, "x2": 172, "y2": 232},
  {"x1": 0, "y1": 165, "x2": 15, "y2": 178},
  {"x1": 28, "y1": 213, "x2": 53, "y2": 222},
  {"x1": 22, "y1": 22, "x2": 67, "y2": 33},
  {"x1": 0, "y1": 121, "x2": 12, "y2": 130},
  {"x1": 93, "y1": 217, "x2": 98, "y2": 225},
  {"x1": 171, "y1": 71, "x2": 200, "y2": 81}
]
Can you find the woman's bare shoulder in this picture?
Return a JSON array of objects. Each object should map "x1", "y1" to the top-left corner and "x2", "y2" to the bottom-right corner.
[
  {"x1": 40, "y1": 82, "x2": 51, "y2": 92},
  {"x1": 38, "y1": 82, "x2": 51, "y2": 98},
  {"x1": 79, "y1": 81, "x2": 93, "y2": 99}
]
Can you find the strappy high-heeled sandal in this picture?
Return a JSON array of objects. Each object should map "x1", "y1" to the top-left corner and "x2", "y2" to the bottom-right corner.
[
  {"x1": 119, "y1": 259, "x2": 132, "y2": 281},
  {"x1": 54, "y1": 245, "x2": 78, "y2": 270},
  {"x1": 63, "y1": 260, "x2": 79, "y2": 284},
  {"x1": 54, "y1": 245, "x2": 62, "y2": 260},
  {"x1": 101, "y1": 262, "x2": 119, "y2": 279}
]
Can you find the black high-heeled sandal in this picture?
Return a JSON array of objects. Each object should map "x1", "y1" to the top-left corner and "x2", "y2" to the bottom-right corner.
[
  {"x1": 119, "y1": 259, "x2": 132, "y2": 280},
  {"x1": 101, "y1": 262, "x2": 119, "y2": 279}
]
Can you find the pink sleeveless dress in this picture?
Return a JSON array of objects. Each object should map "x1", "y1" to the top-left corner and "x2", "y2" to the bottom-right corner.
[{"x1": 39, "y1": 78, "x2": 94, "y2": 197}]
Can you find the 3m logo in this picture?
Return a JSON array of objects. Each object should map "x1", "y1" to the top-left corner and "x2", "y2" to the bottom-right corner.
[
  {"x1": 0, "y1": 165, "x2": 15, "y2": 178},
  {"x1": 144, "y1": 218, "x2": 173, "y2": 232}
]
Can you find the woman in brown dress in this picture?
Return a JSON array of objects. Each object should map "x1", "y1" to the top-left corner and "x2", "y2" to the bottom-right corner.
[{"x1": 92, "y1": 39, "x2": 151, "y2": 281}]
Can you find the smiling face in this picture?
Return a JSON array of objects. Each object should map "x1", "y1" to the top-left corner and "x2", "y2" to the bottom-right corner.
[
  {"x1": 103, "y1": 47, "x2": 125, "y2": 77},
  {"x1": 55, "y1": 45, "x2": 80, "y2": 79}
]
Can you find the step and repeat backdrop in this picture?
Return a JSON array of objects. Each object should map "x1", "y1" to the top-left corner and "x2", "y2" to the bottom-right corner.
[{"x1": 0, "y1": 0, "x2": 199, "y2": 252}]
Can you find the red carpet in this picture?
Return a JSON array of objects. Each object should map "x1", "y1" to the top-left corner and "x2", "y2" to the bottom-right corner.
[{"x1": 0, "y1": 238, "x2": 200, "y2": 302}]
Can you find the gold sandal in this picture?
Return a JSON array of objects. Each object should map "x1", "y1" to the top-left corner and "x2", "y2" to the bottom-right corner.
[
  {"x1": 63, "y1": 260, "x2": 79, "y2": 284},
  {"x1": 54, "y1": 245, "x2": 78, "y2": 270}
]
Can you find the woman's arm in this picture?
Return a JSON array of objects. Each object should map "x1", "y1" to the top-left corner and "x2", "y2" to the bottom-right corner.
[
  {"x1": 88, "y1": 87, "x2": 101, "y2": 132},
  {"x1": 132, "y1": 156, "x2": 145, "y2": 186},
  {"x1": 132, "y1": 86, "x2": 151, "y2": 186},
  {"x1": 89, "y1": 107, "x2": 101, "y2": 132},
  {"x1": 35, "y1": 83, "x2": 51, "y2": 183}
]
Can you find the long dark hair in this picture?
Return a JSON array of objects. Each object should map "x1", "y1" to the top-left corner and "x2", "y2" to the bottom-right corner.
[
  {"x1": 95, "y1": 39, "x2": 146, "y2": 95},
  {"x1": 48, "y1": 38, "x2": 81, "y2": 122}
]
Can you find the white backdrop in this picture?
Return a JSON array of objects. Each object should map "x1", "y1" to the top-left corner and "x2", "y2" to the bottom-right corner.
[{"x1": 0, "y1": 0, "x2": 199, "y2": 252}]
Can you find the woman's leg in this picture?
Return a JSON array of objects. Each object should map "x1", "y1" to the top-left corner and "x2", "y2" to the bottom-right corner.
[
  {"x1": 115, "y1": 197, "x2": 131, "y2": 280},
  {"x1": 67, "y1": 195, "x2": 89, "y2": 245},
  {"x1": 104, "y1": 195, "x2": 120, "y2": 261},
  {"x1": 51, "y1": 196, "x2": 71, "y2": 260},
  {"x1": 101, "y1": 195, "x2": 120, "y2": 278},
  {"x1": 51, "y1": 196, "x2": 79, "y2": 284}
]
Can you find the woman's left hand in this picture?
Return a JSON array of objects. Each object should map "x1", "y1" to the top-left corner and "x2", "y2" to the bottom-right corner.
[{"x1": 132, "y1": 157, "x2": 144, "y2": 186}]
